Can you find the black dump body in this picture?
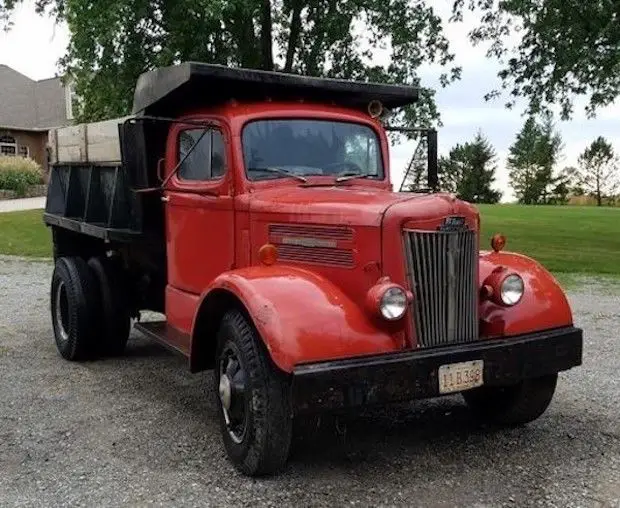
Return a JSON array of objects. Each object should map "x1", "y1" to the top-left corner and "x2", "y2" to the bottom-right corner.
[
  {"x1": 44, "y1": 118, "x2": 167, "y2": 242},
  {"x1": 132, "y1": 62, "x2": 418, "y2": 116},
  {"x1": 45, "y1": 163, "x2": 140, "y2": 242},
  {"x1": 45, "y1": 62, "x2": 419, "y2": 243}
]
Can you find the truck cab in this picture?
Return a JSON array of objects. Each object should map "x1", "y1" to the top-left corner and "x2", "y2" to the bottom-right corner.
[{"x1": 44, "y1": 62, "x2": 583, "y2": 476}]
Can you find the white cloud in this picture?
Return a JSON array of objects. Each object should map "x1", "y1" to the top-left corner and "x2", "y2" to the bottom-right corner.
[{"x1": 0, "y1": 0, "x2": 68, "y2": 80}]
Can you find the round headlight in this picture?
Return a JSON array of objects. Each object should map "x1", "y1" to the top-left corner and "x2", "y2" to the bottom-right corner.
[
  {"x1": 500, "y1": 274, "x2": 524, "y2": 306},
  {"x1": 380, "y1": 287, "x2": 408, "y2": 320}
]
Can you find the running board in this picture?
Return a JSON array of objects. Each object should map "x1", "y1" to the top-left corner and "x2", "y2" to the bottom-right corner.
[{"x1": 134, "y1": 321, "x2": 190, "y2": 357}]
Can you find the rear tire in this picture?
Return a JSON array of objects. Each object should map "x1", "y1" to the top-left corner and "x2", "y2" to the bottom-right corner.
[
  {"x1": 462, "y1": 374, "x2": 558, "y2": 426},
  {"x1": 214, "y1": 309, "x2": 292, "y2": 476},
  {"x1": 51, "y1": 257, "x2": 100, "y2": 361},
  {"x1": 88, "y1": 257, "x2": 131, "y2": 356}
]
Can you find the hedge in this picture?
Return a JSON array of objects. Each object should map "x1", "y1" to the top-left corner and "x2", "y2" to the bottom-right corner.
[{"x1": 0, "y1": 157, "x2": 44, "y2": 197}]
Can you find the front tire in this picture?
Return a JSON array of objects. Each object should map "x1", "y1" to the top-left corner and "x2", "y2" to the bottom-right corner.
[
  {"x1": 214, "y1": 309, "x2": 292, "y2": 476},
  {"x1": 51, "y1": 257, "x2": 101, "y2": 361},
  {"x1": 462, "y1": 374, "x2": 558, "y2": 426}
]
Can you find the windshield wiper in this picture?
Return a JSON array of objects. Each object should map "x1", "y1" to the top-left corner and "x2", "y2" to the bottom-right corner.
[
  {"x1": 248, "y1": 167, "x2": 308, "y2": 183},
  {"x1": 335, "y1": 173, "x2": 373, "y2": 183}
]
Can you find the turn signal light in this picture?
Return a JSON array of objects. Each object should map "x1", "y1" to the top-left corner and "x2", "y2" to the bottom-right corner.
[
  {"x1": 258, "y1": 244, "x2": 278, "y2": 266},
  {"x1": 491, "y1": 234, "x2": 506, "y2": 252}
]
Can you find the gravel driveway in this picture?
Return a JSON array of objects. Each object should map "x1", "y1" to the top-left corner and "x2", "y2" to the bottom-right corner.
[{"x1": 0, "y1": 257, "x2": 618, "y2": 507}]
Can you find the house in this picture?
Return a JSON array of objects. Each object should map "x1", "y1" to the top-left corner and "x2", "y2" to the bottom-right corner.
[{"x1": 0, "y1": 64, "x2": 75, "y2": 173}]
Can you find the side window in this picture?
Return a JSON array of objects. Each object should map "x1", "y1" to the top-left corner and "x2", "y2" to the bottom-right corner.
[{"x1": 178, "y1": 128, "x2": 227, "y2": 181}]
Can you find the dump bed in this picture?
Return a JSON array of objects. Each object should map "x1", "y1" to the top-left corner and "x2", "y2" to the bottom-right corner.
[{"x1": 44, "y1": 116, "x2": 149, "y2": 242}]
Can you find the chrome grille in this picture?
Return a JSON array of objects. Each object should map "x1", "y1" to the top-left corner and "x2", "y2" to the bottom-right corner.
[{"x1": 405, "y1": 229, "x2": 478, "y2": 347}]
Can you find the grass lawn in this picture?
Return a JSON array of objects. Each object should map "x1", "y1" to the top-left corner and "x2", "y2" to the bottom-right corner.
[
  {"x1": 478, "y1": 204, "x2": 620, "y2": 275},
  {"x1": 0, "y1": 209, "x2": 51, "y2": 258},
  {"x1": 0, "y1": 205, "x2": 618, "y2": 277}
]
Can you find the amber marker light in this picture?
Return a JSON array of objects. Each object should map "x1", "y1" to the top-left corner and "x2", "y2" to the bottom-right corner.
[
  {"x1": 491, "y1": 234, "x2": 506, "y2": 252},
  {"x1": 258, "y1": 244, "x2": 278, "y2": 266}
]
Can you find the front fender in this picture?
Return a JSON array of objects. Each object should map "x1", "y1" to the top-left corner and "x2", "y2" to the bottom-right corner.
[
  {"x1": 192, "y1": 265, "x2": 399, "y2": 373},
  {"x1": 479, "y1": 251, "x2": 573, "y2": 337}
]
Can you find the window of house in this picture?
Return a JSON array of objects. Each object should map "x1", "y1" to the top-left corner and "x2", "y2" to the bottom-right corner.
[
  {"x1": 178, "y1": 128, "x2": 226, "y2": 181},
  {"x1": 18, "y1": 145, "x2": 29, "y2": 158},
  {"x1": 0, "y1": 135, "x2": 17, "y2": 156}
]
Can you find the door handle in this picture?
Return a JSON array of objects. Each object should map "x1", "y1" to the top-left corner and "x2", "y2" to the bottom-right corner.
[{"x1": 161, "y1": 196, "x2": 170, "y2": 202}]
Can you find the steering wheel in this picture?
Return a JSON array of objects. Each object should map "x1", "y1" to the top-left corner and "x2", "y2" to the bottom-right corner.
[{"x1": 324, "y1": 161, "x2": 363, "y2": 175}]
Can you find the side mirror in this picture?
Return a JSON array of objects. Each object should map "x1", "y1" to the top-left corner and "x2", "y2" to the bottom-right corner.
[{"x1": 427, "y1": 129, "x2": 438, "y2": 191}]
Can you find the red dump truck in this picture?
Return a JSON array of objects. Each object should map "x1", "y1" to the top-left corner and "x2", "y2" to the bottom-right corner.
[{"x1": 44, "y1": 62, "x2": 583, "y2": 475}]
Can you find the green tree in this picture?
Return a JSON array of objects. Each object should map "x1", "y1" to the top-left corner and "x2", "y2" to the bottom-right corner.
[
  {"x1": 547, "y1": 167, "x2": 577, "y2": 205},
  {"x1": 507, "y1": 116, "x2": 562, "y2": 204},
  {"x1": 576, "y1": 137, "x2": 619, "y2": 206},
  {"x1": 1, "y1": 0, "x2": 460, "y2": 124},
  {"x1": 452, "y1": 1, "x2": 620, "y2": 120},
  {"x1": 439, "y1": 131, "x2": 501, "y2": 203}
]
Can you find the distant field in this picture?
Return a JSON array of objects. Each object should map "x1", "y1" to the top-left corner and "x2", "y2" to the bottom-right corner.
[
  {"x1": 0, "y1": 209, "x2": 51, "y2": 258},
  {"x1": 0, "y1": 205, "x2": 619, "y2": 276},
  {"x1": 478, "y1": 204, "x2": 620, "y2": 275}
]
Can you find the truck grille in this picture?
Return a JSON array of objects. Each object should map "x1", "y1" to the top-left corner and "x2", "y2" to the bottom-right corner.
[{"x1": 404, "y1": 229, "x2": 478, "y2": 348}]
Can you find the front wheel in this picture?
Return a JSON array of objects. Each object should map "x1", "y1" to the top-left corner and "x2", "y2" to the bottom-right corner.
[
  {"x1": 214, "y1": 309, "x2": 292, "y2": 476},
  {"x1": 462, "y1": 374, "x2": 558, "y2": 426}
]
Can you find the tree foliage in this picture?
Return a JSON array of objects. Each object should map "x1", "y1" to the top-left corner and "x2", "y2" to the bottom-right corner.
[
  {"x1": 1, "y1": 0, "x2": 460, "y2": 124},
  {"x1": 452, "y1": 0, "x2": 620, "y2": 120},
  {"x1": 575, "y1": 137, "x2": 619, "y2": 206},
  {"x1": 439, "y1": 131, "x2": 501, "y2": 203},
  {"x1": 507, "y1": 115, "x2": 562, "y2": 204}
]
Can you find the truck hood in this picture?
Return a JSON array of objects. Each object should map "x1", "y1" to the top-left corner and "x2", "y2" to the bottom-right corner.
[{"x1": 248, "y1": 186, "x2": 477, "y2": 228}]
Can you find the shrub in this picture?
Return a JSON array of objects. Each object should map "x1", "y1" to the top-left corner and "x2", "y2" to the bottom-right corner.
[{"x1": 0, "y1": 157, "x2": 43, "y2": 197}]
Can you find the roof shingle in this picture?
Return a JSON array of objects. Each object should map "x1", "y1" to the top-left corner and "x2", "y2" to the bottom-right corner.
[{"x1": 0, "y1": 65, "x2": 70, "y2": 130}]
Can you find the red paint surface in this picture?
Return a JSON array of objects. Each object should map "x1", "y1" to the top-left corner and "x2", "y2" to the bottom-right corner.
[
  {"x1": 157, "y1": 100, "x2": 575, "y2": 370},
  {"x1": 478, "y1": 251, "x2": 573, "y2": 337},
  {"x1": 165, "y1": 285, "x2": 198, "y2": 351},
  {"x1": 193, "y1": 266, "x2": 399, "y2": 372}
]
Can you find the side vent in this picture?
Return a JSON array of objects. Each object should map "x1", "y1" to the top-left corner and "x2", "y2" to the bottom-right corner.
[{"x1": 268, "y1": 224, "x2": 355, "y2": 268}]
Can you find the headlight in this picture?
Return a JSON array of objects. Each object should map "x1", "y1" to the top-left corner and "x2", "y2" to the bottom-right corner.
[
  {"x1": 500, "y1": 274, "x2": 524, "y2": 305},
  {"x1": 380, "y1": 287, "x2": 408, "y2": 320}
]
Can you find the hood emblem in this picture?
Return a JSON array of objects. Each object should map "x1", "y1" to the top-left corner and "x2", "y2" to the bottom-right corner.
[{"x1": 439, "y1": 216, "x2": 469, "y2": 232}]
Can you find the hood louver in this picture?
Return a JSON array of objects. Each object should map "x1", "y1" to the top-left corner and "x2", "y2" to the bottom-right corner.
[{"x1": 268, "y1": 224, "x2": 355, "y2": 268}]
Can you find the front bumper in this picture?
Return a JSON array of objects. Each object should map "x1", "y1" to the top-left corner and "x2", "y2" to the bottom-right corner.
[{"x1": 292, "y1": 326, "x2": 583, "y2": 414}]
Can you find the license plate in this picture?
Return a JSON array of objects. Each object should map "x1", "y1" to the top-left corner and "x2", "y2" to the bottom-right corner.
[{"x1": 438, "y1": 360, "x2": 484, "y2": 394}]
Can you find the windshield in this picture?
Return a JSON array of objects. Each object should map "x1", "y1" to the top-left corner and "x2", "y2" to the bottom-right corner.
[{"x1": 242, "y1": 119, "x2": 384, "y2": 181}]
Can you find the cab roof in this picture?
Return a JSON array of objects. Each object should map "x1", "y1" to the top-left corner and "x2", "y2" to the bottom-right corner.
[{"x1": 132, "y1": 62, "x2": 419, "y2": 117}]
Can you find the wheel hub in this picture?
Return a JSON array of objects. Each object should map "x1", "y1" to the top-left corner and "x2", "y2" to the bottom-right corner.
[
  {"x1": 219, "y1": 374, "x2": 232, "y2": 411},
  {"x1": 218, "y1": 347, "x2": 248, "y2": 444}
]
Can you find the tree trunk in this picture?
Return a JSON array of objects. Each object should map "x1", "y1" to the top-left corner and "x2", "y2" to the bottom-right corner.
[
  {"x1": 284, "y1": 0, "x2": 302, "y2": 72},
  {"x1": 597, "y1": 174, "x2": 602, "y2": 206},
  {"x1": 306, "y1": 0, "x2": 337, "y2": 76},
  {"x1": 260, "y1": 0, "x2": 274, "y2": 70}
]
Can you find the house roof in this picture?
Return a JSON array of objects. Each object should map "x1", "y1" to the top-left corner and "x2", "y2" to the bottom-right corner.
[{"x1": 0, "y1": 65, "x2": 70, "y2": 130}]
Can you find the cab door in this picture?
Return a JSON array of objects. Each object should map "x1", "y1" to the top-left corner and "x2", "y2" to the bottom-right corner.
[{"x1": 164, "y1": 122, "x2": 234, "y2": 335}]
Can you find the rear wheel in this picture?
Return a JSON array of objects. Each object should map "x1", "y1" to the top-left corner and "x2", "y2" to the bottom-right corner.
[
  {"x1": 51, "y1": 257, "x2": 100, "y2": 361},
  {"x1": 462, "y1": 374, "x2": 558, "y2": 426},
  {"x1": 214, "y1": 309, "x2": 292, "y2": 476},
  {"x1": 88, "y1": 256, "x2": 131, "y2": 356}
]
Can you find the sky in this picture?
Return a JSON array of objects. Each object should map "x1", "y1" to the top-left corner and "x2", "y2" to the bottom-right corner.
[{"x1": 2, "y1": 1, "x2": 619, "y2": 202}]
